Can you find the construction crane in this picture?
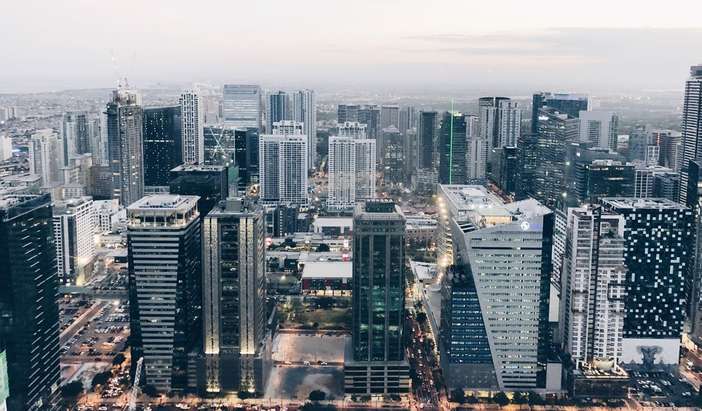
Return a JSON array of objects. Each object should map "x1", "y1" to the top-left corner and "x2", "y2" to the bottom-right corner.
[{"x1": 127, "y1": 357, "x2": 144, "y2": 411}]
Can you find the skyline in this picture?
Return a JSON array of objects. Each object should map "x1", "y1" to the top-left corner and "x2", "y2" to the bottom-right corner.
[{"x1": 3, "y1": 0, "x2": 702, "y2": 93}]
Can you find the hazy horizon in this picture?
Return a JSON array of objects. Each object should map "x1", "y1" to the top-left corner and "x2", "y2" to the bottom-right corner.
[{"x1": 3, "y1": 0, "x2": 702, "y2": 94}]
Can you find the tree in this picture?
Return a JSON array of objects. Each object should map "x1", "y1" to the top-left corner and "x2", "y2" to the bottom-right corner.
[
  {"x1": 317, "y1": 297, "x2": 334, "y2": 310},
  {"x1": 91, "y1": 371, "x2": 112, "y2": 389},
  {"x1": 527, "y1": 391, "x2": 544, "y2": 405},
  {"x1": 450, "y1": 388, "x2": 466, "y2": 404},
  {"x1": 309, "y1": 389, "x2": 327, "y2": 402},
  {"x1": 493, "y1": 392, "x2": 509, "y2": 406},
  {"x1": 316, "y1": 243, "x2": 330, "y2": 252},
  {"x1": 142, "y1": 384, "x2": 158, "y2": 397},
  {"x1": 512, "y1": 392, "x2": 527, "y2": 404},
  {"x1": 61, "y1": 381, "x2": 84, "y2": 399},
  {"x1": 112, "y1": 353, "x2": 126, "y2": 366},
  {"x1": 465, "y1": 395, "x2": 479, "y2": 404}
]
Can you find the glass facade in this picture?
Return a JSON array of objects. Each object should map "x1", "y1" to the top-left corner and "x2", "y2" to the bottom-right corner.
[{"x1": 143, "y1": 106, "x2": 182, "y2": 187}]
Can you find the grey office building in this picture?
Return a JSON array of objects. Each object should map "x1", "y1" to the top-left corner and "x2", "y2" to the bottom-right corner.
[
  {"x1": 223, "y1": 85, "x2": 262, "y2": 129},
  {"x1": 679, "y1": 65, "x2": 702, "y2": 205},
  {"x1": 128, "y1": 195, "x2": 202, "y2": 392},
  {"x1": 344, "y1": 201, "x2": 410, "y2": 394},
  {"x1": 202, "y1": 199, "x2": 270, "y2": 394}
]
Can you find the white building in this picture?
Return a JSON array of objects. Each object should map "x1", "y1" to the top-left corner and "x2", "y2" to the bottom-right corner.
[
  {"x1": 93, "y1": 199, "x2": 124, "y2": 233},
  {"x1": 579, "y1": 110, "x2": 619, "y2": 150},
  {"x1": 180, "y1": 89, "x2": 204, "y2": 164},
  {"x1": 28, "y1": 129, "x2": 64, "y2": 187},
  {"x1": 478, "y1": 97, "x2": 521, "y2": 148},
  {"x1": 0, "y1": 135, "x2": 12, "y2": 161},
  {"x1": 338, "y1": 121, "x2": 367, "y2": 139},
  {"x1": 327, "y1": 136, "x2": 376, "y2": 210},
  {"x1": 53, "y1": 196, "x2": 96, "y2": 285},
  {"x1": 560, "y1": 205, "x2": 627, "y2": 367},
  {"x1": 222, "y1": 84, "x2": 262, "y2": 129},
  {"x1": 259, "y1": 124, "x2": 308, "y2": 205},
  {"x1": 292, "y1": 89, "x2": 317, "y2": 168}
]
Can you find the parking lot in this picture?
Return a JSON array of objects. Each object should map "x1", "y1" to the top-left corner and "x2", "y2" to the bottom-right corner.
[{"x1": 629, "y1": 370, "x2": 696, "y2": 407}]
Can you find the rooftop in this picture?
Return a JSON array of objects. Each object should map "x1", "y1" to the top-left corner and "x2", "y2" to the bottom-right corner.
[
  {"x1": 127, "y1": 194, "x2": 199, "y2": 211},
  {"x1": 170, "y1": 164, "x2": 225, "y2": 173},
  {"x1": 301, "y1": 260, "x2": 352, "y2": 279},
  {"x1": 601, "y1": 197, "x2": 689, "y2": 210}
]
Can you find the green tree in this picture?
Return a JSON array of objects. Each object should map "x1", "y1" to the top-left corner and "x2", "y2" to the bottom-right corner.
[
  {"x1": 450, "y1": 388, "x2": 466, "y2": 403},
  {"x1": 316, "y1": 243, "x2": 330, "y2": 252},
  {"x1": 60, "y1": 381, "x2": 84, "y2": 399},
  {"x1": 91, "y1": 371, "x2": 112, "y2": 390},
  {"x1": 527, "y1": 391, "x2": 544, "y2": 405},
  {"x1": 493, "y1": 392, "x2": 509, "y2": 406},
  {"x1": 112, "y1": 353, "x2": 126, "y2": 366},
  {"x1": 512, "y1": 392, "x2": 527, "y2": 404},
  {"x1": 309, "y1": 389, "x2": 327, "y2": 401}
]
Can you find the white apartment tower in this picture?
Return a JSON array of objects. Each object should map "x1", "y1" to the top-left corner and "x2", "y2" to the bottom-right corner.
[
  {"x1": 578, "y1": 110, "x2": 619, "y2": 151},
  {"x1": 292, "y1": 89, "x2": 317, "y2": 168},
  {"x1": 338, "y1": 121, "x2": 368, "y2": 139},
  {"x1": 259, "y1": 123, "x2": 308, "y2": 205},
  {"x1": 327, "y1": 136, "x2": 377, "y2": 210},
  {"x1": 560, "y1": 205, "x2": 627, "y2": 366},
  {"x1": 223, "y1": 84, "x2": 262, "y2": 129},
  {"x1": 180, "y1": 89, "x2": 205, "y2": 164},
  {"x1": 53, "y1": 196, "x2": 96, "y2": 285}
]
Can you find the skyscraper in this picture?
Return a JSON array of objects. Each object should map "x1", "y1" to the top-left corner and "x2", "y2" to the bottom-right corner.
[
  {"x1": 560, "y1": 205, "x2": 626, "y2": 366},
  {"x1": 0, "y1": 194, "x2": 60, "y2": 411},
  {"x1": 142, "y1": 106, "x2": 182, "y2": 189},
  {"x1": 106, "y1": 85, "x2": 144, "y2": 206},
  {"x1": 478, "y1": 97, "x2": 521, "y2": 148},
  {"x1": 578, "y1": 110, "x2": 619, "y2": 150},
  {"x1": 202, "y1": 198, "x2": 269, "y2": 393},
  {"x1": 380, "y1": 105, "x2": 400, "y2": 129},
  {"x1": 399, "y1": 106, "x2": 416, "y2": 136},
  {"x1": 180, "y1": 89, "x2": 205, "y2": 164},
  {"x1": 292, "y1": 89, "x2": 317, "y2": 168},
  {"x1": 531, "y1": 92, "x2": 588, "y2": 134},
  {"x1": 62, "y1": 112, "x2": 90, "y2": 162},
  {"x1": 344, "y1": 201, "x2": 410, "y2": 394},
  {"x1": 358, "y1": 105, "x2": 381, "y2": 139},
  {"x1": 437, "y1": 185, "x2": 555, "y2": 391},
  {"x1": 338, "y1": 121, "x2": 367, "y2": 139},
  {"x1": 601, "y1": 198, "x2": 694, "y2": 368},
  {"x1": 127, "y1": 195, "x2": 202, "y2": 393},
  {"x1": 327, "y1": 136, "x2": 376, "y2": 210},
  {"x1": 28, "y1": 129, "x2": 63, "y2": 187},
  {"x1": 53, "y1": 196, "x2": 96, "y2": 285},
  {"x1": 267, "y1": 91, "x2": 291, "y2": 132},
  {"x1": 438, "y1": 112, "x2": 467, "y2": 185},
  {"x1": 169, "y1": 164, "x2": 229, "y2": 218},
  {"x1": 417, "y1": 111, "x2": 437, "y2": 169},
  {"x1": 679, "y1": 65, "x2": 702, "y2": 205},
  {"x1": 259, "y1": 124, "x2": 308, "y2": 205},
  {"x1": 337, "y1": 104, "x2": 360, "y2": 124},
  {"x1": 222, "y1": 85, "x2": 262, "y2": 129}
]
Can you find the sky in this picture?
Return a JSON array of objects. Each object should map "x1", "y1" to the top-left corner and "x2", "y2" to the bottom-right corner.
[{"x1": 3, "y1": 0, "x2": 702, "y2": 93}]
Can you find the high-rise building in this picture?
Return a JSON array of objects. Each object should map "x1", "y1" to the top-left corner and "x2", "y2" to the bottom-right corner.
[
  {"x1": 143, "y1": 106, "x2": 182, "y2": 189},
  {"x1": 53, "y1": 196, "x2": 96, "y2": 285},
  {"x1": 267, "y1": 91, "x2": 291, "y2": 132},
  {"x1": 0, "y1": 135, "x2": 13, "y2": 161},
  {"x1": 564, "y1": 159, "x2": 634, "y2": 208},
  {"x1": 679, "y1": 65, "x2": 702, "y2": 204},
  {"x1": 486, "y1": 146, "x2": 519, "y2": 196},
  {"x1": 62, "y1": 112, "x2": 90, "y2": 162},
  {"x1": 436, "y1": 185, "x2": 556, "y2": 391},
  {"x1": 650, "y1": 129, "x2": 682, "y2": 171},
  {"x1": 169, "y1": 164, "x2": 229, "y2": 218},
  {"x1": 478, "y1": 97, "x2": 521, "y2": 148},
  {"x1": 417, "y1": 111, "x2": 438, "y2": 169},
  {"x1": 180, "y1": 90, "x2": 205, "y2": 164},
  {"x1": 380, "y1": 105, "x2": 400, "y2": 129},
  {"x1": 438, "y1": 112, "x2": 467, "y2": 185},
  {"x1": 399, "y1": 106, "x2": 416, "y2": 136},
  {"x1": 327, "y1": 136, "x2": 376, "y2": 210},
  {"x1": 0, "y1": 194, "x2": 60, "y2": 411},
  {"x1": 560, "y1": 206, "x2": 626, "y2": 366},
  {"x1": 530, "y1": 107, "x2": 580, "y2": 209},
  {"x1": 203, "y1": 127, "x2": 259, "y2": 192},
  {"x1": 337, "y1": 104, "x2": 360, "y2": 124},
  {"x1": 292, "y1": 89, "x2": 317, "y2": 168},
  {"x1": 28, "y1": 129, "x2": 63, "y2": 187},
  {"x1": 464, "y1": 115, "x2": 484, "y2": 181},
  {"x1": 127, "y1": 195, "x2": 202, "y2": 393},
  {"x1": 578, "y1": 111, "x2": 619, "y2": 151},
  {"x1": 106, "y1": 85, "x2": 144, "y2": 206},
  {"x1": 531, "y1": 92, "x2": 588, "y2": 134},
  {"x1": 601, "y1": 198, "x2": 694, "y2": 368},
  {"x1": 222, "y1": 85, "x2": 262, "y2": 129},
  {"x1": 259, "y1": 126, "x2": 308, "y2": 205},
  {"x1": 202, "y1": 198, "x2": 270, "y2": 394},
  {"x1": 379, "y1": 126, "x2": 405, "y2": 184},
  {"x1": 358, "y1": 105, "x2": 381, "y2": 139},
  {"x1": 337, "y1": 121, "x2": 367, "y2": 139},
  {"x1": 344, "y1": 201, "x2": 410, "y2": 394}
]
